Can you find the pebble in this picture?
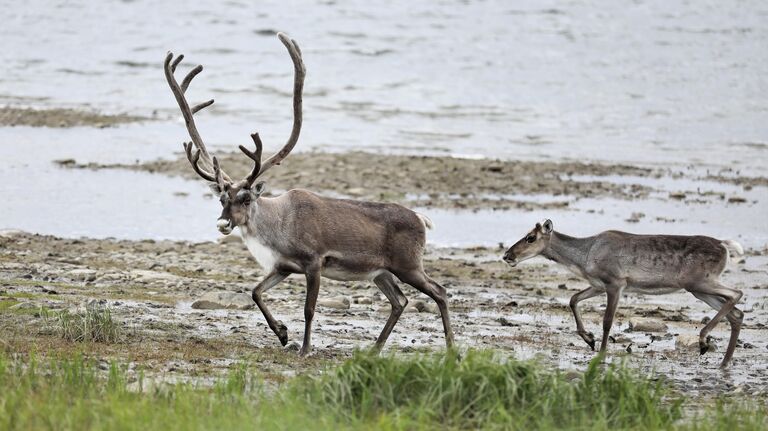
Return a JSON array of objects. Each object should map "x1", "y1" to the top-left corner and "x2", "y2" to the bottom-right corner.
[
  {"x1": 67, "y1": 269, "x2": 97, "y2": 282},
  {"x1": 317, "y1": 297, "x2": 350, "y2": 310},
  {"x1": 191, "y1": 291, "x2": 255, "y2": 310},
  {"x1": 628, "y1": 318, "x2": 668, "y2": 333}
]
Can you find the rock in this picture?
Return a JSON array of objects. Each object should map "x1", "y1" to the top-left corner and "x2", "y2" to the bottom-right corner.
[
  {"x1": 675, "y1": 334, "x2": 701, "y2": 351},
  {"x1": 317, "y1": 297, "x2": 350, "y2": 310},
  {"x1": 346, "y1": 187, "x2": 366, "y2": 197},
  {"x1": 130, "y1": 270, "x2": 179, "y2": 283},
  {"x1": 217, "y1": 233, "x2": 243, "y2": 244},
  {"x1": 284, "y1": 341, "x2": 301, "y2": 352},
  {"x1": 628, "y1": 318, "x2": 668, "y2": 333},
  {"x1": 353, "y1": 296, "x2": 373, "y2": 305},
  {"x1": 191, "y1": 292, "x2": 255, "y2": 310},
  {"x1": 10, "y1": 302, "x2": 37, "y2": 311},
  {"x1": 404, "y1": 300, "x2": 439, "y2": 314},
  {"x1": 67, "y1": 269, "x2": 97, "y2": 282},
  {"x1": 0, "y1": 229, "x2": 26, "y2": 238}
]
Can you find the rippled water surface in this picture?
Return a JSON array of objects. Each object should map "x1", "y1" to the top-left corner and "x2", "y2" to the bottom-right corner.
[{"x1": 1, "y1": 1, "x2": 766, "y2": 241}]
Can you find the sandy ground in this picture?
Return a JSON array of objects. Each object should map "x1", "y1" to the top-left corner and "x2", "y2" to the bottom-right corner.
[
  {"x1": 56, "y1": 150, "x2": 765, "y2": 211},
  {"x1": 0, "y1": 107, "x2": 145, "y2": 128},
  {"x1": 1, "y1": 229, "x2": 766, "y2": 396}
]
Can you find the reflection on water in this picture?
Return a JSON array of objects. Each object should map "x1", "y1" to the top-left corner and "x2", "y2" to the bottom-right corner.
[{"x1": 0, "y1": 1, "x2": 766, "y2": 241}]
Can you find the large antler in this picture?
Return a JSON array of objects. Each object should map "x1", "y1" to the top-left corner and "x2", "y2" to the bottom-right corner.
[
  {"x1": 164, "y1": 51, "x2": 231, "y2": 183},
  {"x1": 165, "y1": 32, "x2": 304, "y2": 188},
  {"x1": 239, "y1": 32, "x2": 306, "y2": 187}
]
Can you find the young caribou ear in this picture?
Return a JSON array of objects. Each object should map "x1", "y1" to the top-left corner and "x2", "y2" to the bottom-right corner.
[
  {"x1": 541, "y1": 219, "x2": 553, "y2": 234},
  {"x1": 251, "y1": 181, "x2": 267, "y2": 198}
]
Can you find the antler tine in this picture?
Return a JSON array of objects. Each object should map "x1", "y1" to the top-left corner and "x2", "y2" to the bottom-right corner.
[
  {"x1": 253, "y1": 32, "x2": 306, "y2": 177},
  {"x1": 212, "y1": 156, "x2": 224, "y2": 186},
  {"x1": 170, "y1": 53, "x2": 183, "y2": 72},
  {"x1": 192, "y1": 99, "x2": 214, "y2": 114},
  {"x1": 239, "y1": 133, "x2": 263, "y2": 187},
  {"x1": 183, "y1": 142, "x2": 216, "y2": 182},
  {"x1": 163, "y1": 51, "x2": 231, "y2": 183},
  {"x1": 181, "y1": 65, "x2": 203, "y2": 93}
]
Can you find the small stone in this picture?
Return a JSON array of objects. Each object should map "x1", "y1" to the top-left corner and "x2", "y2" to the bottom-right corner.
[
  {"x1": 557, "y1": 283, "x2": 567, "y2": 290},
  {"x1": 353, "y1": 296, "x2": 373, "y2": 305},
  {"x1": 628, "y1": 318, "x2": 668, "y2": 333},
  {"x1": 191, "y1": 291, "x2": 255, "y2": 310},
  {"x1": 130, "y1": 270, "x2": 179, "y2": 283},
  {"x1": 317, "y1": 297, "x2": 350, "y2": 310},
  {"x1": 701, "y1": 316, "x2": 711, "y2": 324},
  {"x1": 284, "y1": 341, "x2": 300, "y2": 352},
  {"x1": 346, "y1": 187, "x2": 366, "y2": 197},
  {"x1": 675, "y1": 334, "x2": 703, "y2": 351},
  {"x1": 67, "y1": 269, "x2": 97, "y2": 282},
  {"x1": 217, "y1": 234, "x2": 243, "y2": 244},
  {"x1": 669, "y1": 192, "x2": 686, "y2": 200}
]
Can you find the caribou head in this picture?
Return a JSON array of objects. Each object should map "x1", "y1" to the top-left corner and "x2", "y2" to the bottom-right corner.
[{"x1": 163, "y1": 33, "x2": 305, "y2": 235}]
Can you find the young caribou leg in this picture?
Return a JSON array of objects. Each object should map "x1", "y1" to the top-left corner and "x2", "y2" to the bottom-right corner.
[
  {"x1": 371, "y1": 272, "x2": 408, "y2": 352},
  {"x1": 252, "y1": 270, "x2": 289, "y2": 346},
  {"x1": 396, "y1": 270, "x2": 455, "y2": 348},
  {"x1": 599, "y1": 285, "x2": 624, "y2": 352},
  {"x1": 569, "y1": 286, "x2": 602, "y2": 350},
  {"x1": 299, "y1": 267, "x2": 321, "y2": 356},
  {"x1": 690, "y1": 285, "x2": 744, "y2": 368}
]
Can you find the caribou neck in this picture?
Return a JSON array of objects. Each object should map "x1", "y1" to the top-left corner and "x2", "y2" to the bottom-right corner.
[
  {"x1": 541, "y1": 231, "x2": 595, "y2": 271},
  {"x1": 241, "y1": 197, "x2": 280, "y2": 241}
]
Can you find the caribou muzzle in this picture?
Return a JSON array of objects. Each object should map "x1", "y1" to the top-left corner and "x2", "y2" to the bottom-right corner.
[
  {"x1": 217, "y1": 218, "x2": 233, "y2": 235},
  {"x1": 503, "y1": 250, "x2": 517, "y2": 267}
]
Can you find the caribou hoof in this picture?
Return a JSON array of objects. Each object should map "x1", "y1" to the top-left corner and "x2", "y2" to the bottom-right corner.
[
  {"x1": 579, "y1": 331, "x2": 596, "y2": 351},
  {"x1": 699, "y1": 336, "x2": 714, "y2": 355},
  {"x1": 276, "y1": 321, "x2": 289, "y2": 346},
  {"x1": 299, "y1": 345, "x2": 312, "y2": 357}
]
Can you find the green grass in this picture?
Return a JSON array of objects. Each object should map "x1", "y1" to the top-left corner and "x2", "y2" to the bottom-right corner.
[
  {"x1": 43, "y1": 305, "x2": 121, "y2": 343},
  {"x1": 294, "y1": 350, "x2": 683, "y2": 429},
  {"x1": 0, "y1": 350, "x2": 764, "y2": 431}
]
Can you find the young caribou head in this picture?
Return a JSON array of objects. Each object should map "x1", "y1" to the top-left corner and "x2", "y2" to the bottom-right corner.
[
  {"x1": 163, "y1": 33, "x2": 305, "y2": 235},
  {"x1": 503, "y1": 219, "x2": 553, "y2": 266}
]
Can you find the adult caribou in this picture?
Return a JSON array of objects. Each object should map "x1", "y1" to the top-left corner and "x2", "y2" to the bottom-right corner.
[{"x1": 164, "y1": 33, "x2": 454, "y2": 356}]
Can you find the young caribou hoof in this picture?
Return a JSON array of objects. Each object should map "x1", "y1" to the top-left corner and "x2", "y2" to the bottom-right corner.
[
  {"x1": 579, "y1": 331, "x2": 596, "y2": 351},
  {"x1": 299, "y1": 346, "x2": 312, "y2": 357},
  {"x1": 276, "y1": 321, "x2": 289, "y2": 346},
  {"x1": 699, "y1": 335, "x2": 715, "y2": 355}
]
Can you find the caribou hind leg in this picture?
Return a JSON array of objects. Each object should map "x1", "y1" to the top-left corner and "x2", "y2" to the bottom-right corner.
[
  {"x1": 299, "y1": 267, "x2": 321, "y2": 356},
  {"x1": 252, "y1": 270, "x2": 290, "y2": 346},
  {"x1": 371, "y1": 272, "x2": 408, "y2": 352},
  {"x1": 599, "y1": 285, "x2": 623, "y2": 352},
  {"x1": 690, "y1": 285, "x2": 744, "y2": 367},
  {"x1": 395, "y1": 270, "x2": 455, "y2": 348}
]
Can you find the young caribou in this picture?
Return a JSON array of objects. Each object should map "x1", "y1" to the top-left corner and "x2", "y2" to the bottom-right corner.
[
  {"x1": 503, "y1": 219, "x2": 745, "y2": 367},
  {"x1": 164, "y1": 33, "x2": 454, "y2": 356}
]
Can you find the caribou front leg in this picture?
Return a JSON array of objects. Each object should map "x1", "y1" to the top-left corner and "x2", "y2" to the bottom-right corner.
[
  {"x1": 568, "y1": 286, "x2": 602, "y2": 350},
  {"x1": 252, "y1": 270, "x2": 289, "y2": 346}
]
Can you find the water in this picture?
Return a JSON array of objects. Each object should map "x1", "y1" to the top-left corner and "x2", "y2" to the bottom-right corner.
[{"x1": 1, "y1": 0, "x2": 766, "y2": 242}]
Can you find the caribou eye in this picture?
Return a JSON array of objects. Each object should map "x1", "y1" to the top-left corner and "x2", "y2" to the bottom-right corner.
[{"x1": 525, "y1": 235, "x2": 536, "y2": 243}]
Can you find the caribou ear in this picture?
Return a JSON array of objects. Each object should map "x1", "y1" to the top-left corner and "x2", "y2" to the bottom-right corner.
[
  {"x1": 208, "y1": 182, "x2": 222, "y2": 196},
  {"x1": 541, "y1": 219, "x2": 553, "y2": 234},
  {"x1": 251, "y1": 181, "x2": 267, "y2": 198}
]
